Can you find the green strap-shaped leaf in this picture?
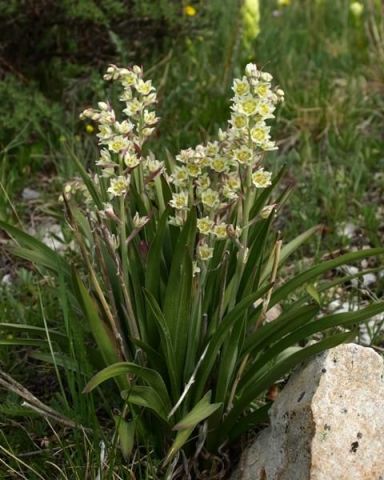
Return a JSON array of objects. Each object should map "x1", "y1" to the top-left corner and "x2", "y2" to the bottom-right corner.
[
  {"x1": 0, "y1": 323, "x2": 65, "y2": 340},
  {"x1": 0, "y1": 220, "x2": 70, "y2": 277},
  {"x1": 227, "y1": 402, "x2": 271, "y2": 442},
  {"x1": 114, "y1": 416, "x2": 135, "y2": 460},
  {"x1": 192, "y1": 284, "x2": 271, "y2": 404},
  {"x1": 173, "y1": 392, "x2": 222, "y2": 431},
  {"x1": 162, "y1": 210, "x2": 195, "y2": 387},
  {"x1": 143, "y1": 289, "x2": 178, "y2": 401},
  {"x1": 260, "y1": 225, "x2": 321, "y2": 284},
  {"x1": 243, "y1": 304, "x2": 320, "y2": 356},
  {"x1": 73, "y1": 271, "x2": 122, "y2": 367},
  {"x1": 83, "y1": 362, "x2": 171, "y2": 412},
  {"x1": 164, "y1": 392, "x2": 222, "y2": 465},
  {"x1": 145, "y1": 208, "x2": 169, "y2": 300},
  {"x1": 270, "y1": 248, "x2": 384, "y2": 307},
  {"x1": 237, "y1": 214, "x2": 274, "y2": 300},
  {"x1": 122, "y1": 385, "x2": 169, "y2": 421},
  {"x1": 240, "y1": 302, "x2": 384, "y2": 394},
  {"x1": 0, "y1": 338, "x2": 47, "y2": 347}
]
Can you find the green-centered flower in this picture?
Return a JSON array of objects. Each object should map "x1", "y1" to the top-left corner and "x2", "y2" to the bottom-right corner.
[
  {"x1": 233, "y1": 146, "x2": 253, "y2": 165},
  {"x1": 123, "y1": 152, "x2": 141, "y2": 169},
  {"x1": 169, "y1": 191, "x2": 189, "y2": 210},
  {"x1": 213, "y1": 222, "x2": 228, "y2": 239},
  {"x1": 197, "y1": 217, "x2": 214, "y2": 235},
  {"x1": 198, "y1": 243, "x2": 214, "y2": 261},
  {"x1": 107, "y1": 135, "x2": 131, "y2": 154},
  {"x1": 252, "y1": 168, "x2": 272, "y2": 188},
  {"x1": 108, "y1": 175, "x2": 130, "y2": 197},
  {"x1": 201, "y1": 189, "x2": 220, "y2": 209},
  {"x1": 233, "y1": 77, "x2": 250, "y2": 97}
]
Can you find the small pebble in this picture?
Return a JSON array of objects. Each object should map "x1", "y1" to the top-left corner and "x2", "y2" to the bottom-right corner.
[{"x1": 22, "y1": 188, "x2": 40, "y2": 201}]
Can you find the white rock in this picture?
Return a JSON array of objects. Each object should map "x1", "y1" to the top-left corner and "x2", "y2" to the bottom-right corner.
[
  {"x1": 338, "y1": 222, "x2": 358, "y2": 239},
  {"x1": 1, "y1": 273, "x2": 12, "y2": 286},
  {"x1": 232, "y1": 344, "x2": 384, "y2": 480},
  {"x1": 22, "y1": 188, "x2": 40, "y2": 201},
  {"x1": 362, "y1": 273, "x2": 377, "y2": 287},
  {"x1": 41, "y1": 224, "x2": 65, "y2": 251},
  {"x1": 340, "y1": 265, "x2": 359, "y2": 287}
]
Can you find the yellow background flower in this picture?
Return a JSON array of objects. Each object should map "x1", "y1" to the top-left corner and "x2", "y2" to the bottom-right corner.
[{"x1": 184, "y1": 5, "x2": 197, "y2": 16}]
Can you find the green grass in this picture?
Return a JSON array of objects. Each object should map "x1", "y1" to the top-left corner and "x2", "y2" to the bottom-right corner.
[
  {"x1": 254, "y1": 0, "x2": 384, "y2": 249},
  {"x1": 0, "y1": 0, "x2": 383, "y2": 477}
]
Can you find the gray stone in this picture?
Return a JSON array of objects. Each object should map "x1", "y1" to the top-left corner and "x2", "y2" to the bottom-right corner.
[
  {"x1": 22, "y1": 188, "x2": 40, "y2": 201},
  {"x1": 232, "y1": 344, "x2": 384, "y2": 480}
]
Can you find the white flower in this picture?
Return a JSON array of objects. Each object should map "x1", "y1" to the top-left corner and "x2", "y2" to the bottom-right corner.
[
  {"x1": 206, "y1": 141, "x2": 219, "y2": 157},
  {"x1": 143, "y1": 93, "x2": 157, "y2": 106},
  {"x1": 99, "y1": 112, "x2": 116, "y2": 126},
  {"x1": 123, "y1": 99, "x2": 143, "y2": 117},
  {"x1": 236, "y1": 95, "x2": 258, "y2": 117},
  {"x1": 211, "y1": 157, "x2": 227, "y2": 173},
  {"x1": 98, "y1": 101, "x2": 109, "y2": 111},
  {"x1": 260, "y1": 140, "x2": 278, "y2": 151},
  {"x1": 196, "y1": 175, "x2": 210, "y2": 190},
  {"x1": 169, "y1": 191, "x2": 189, "y2": 210},
  {"x1": 250, "y1": 123, "x2": 271, "y2": 145},
  {"x1": 257, "y1": 101, "x2": 275, "y2": 119},
  {"x1": 171, "y1": 167, "x2": 188, "y2": 186},
  {"x1": 108, "y1": 175, "x2": 130, "y2": 197},
  {"x1": 143, "y1": 110, "x2": 158, "y2": 125},
  {"x1": 233, "y1": 77, "x2": 250, "y2": 97},
  {"x1": 213, "y1": 223, "x2": 228, "y2": 239},
  {"x1": 254, "y1": 82, "x2": 270, "y2": 99},
  {"x1": 223, "y1": 184, "x2": 239, "y2": 200},
  {"x1": 245, "y1": 63, "x2": 259, "y2": 78},
  {"x1": 198, "y1": 243, "x2": 214, "y2": 261},
  {"x1": 260, "y1": 204, "x2": 276, "y2": 219},
  {"x1": 142, "y1": 127, "x2": 155, "y2": 138},
  {"x1": 107, "y1": 135, "x2": 131, "y2": 153},
  {"x1": 99, "y1": 202, "x2": 119, "y2": 221},
  {"x1": 100, "y1": 149, "x2": 112, "y2": 163},
  {"x1": 104, "y1": 65, "x2": 120, "y2": 81},
  {"x1": 276, "y1": 88, "x2": 285, "y2": 100},
  {"x1": 123, "y1": 152, "x2": 140, "y2": 169},
  {"x1": 230, "y1": 113, "x2": 248, "y2": 130},
  {"x1": 97, "y1": 125, "x2": 113, "y2": 143},
  {"x1": 186, "y1": 163, "x2": 201, "y2": 178},
  {"x1": 192, "y1": 261, "x2": 201, "y2": 277},
  {"x1": 218, "y1": 128, "x2": 228, "y2": 141},
  {"x1": 197, "y1": 217, "x2": 214, "y2": 235},
  {"x1": 133, "y1": 212, "x2": 149, "y2": 229},
  {"x1": 80, "y1": 108, "x2": 99, "y2": 121},
  {"x1": 169, "y1": 214, "x2": 185, "y2": 227},
  {"x1": 176, "y1": 149, "x2": 194, "y2": 164},
  {"x1": 260, "y1": 72, "x2": 273, "y2": 82},
  {"x1": 252, "y1": 169, "x2": 272, "y2": 188},
  {"x1": 233, "y1": 146, "x2": 253, "y2": 165},
  {"x1": 115, "y1": 120, "x2": 134, "y2": 134},
  {"x1": 132, "y1": 65, "x2": 143, "y2": 76},
  {"x1": 119, "y1": 88, "x2": 133, "y2": 102},
  {"x1": 145, "y1": 158, "x2": 164, "y2": 174},
  {"x1": 135, "y1": 79, "x2": 154, "y2": 95},
  {"x1": 201, "y1": 189, "x2": 220, "y2": 209}
]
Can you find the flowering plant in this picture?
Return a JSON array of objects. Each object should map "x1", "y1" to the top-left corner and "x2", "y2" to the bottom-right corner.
[{"x1": 2, "y1": 63, "x2": 383, "y2": 477}]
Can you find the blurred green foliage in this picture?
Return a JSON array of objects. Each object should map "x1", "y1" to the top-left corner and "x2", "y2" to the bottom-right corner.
[{"x1": 0, "y1": 0, "x2": 249, "y2": 156}]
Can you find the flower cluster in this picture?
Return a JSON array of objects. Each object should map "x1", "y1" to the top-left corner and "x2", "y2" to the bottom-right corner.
[
  {"x1": 80, "y1": 65, "x2": 162, "y2": 199},
  {"x1": 168, "y1": 63, "x2": 283, "y2": 261},
  {"x1": 79, "y1": 63, "x2": 282, "y2": 266}
]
